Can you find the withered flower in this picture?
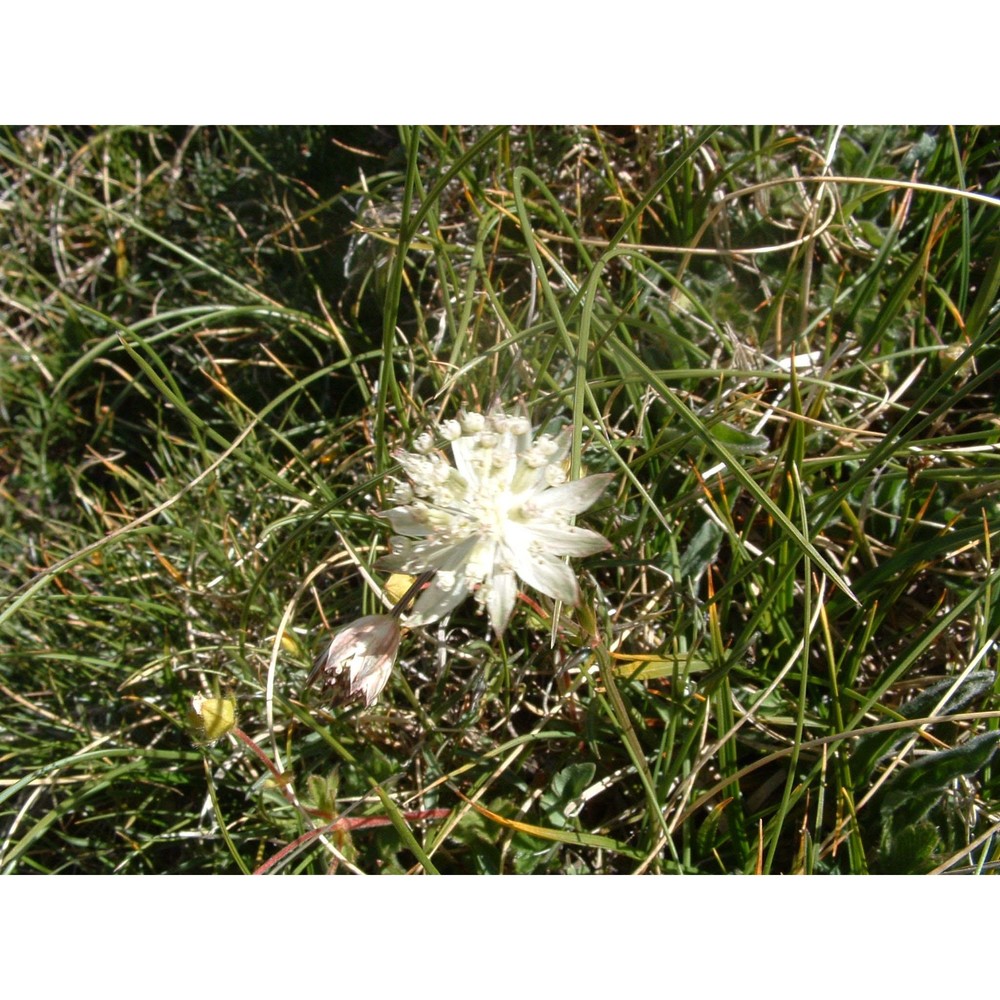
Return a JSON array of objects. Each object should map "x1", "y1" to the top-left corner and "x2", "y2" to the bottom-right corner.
[
  {"x1": 309, "y1": 570, "x2": 433, "y2": 707},
  {"x1": 308, "y1": 614, "x2": 403, "y2": 707}
]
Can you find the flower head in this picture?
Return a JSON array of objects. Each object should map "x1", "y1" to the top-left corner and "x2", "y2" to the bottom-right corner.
[
  {"x1": 378, "y1": 405, "x2": 613, "y2": 634},
  {"x1": 309, "y1": 614, "x2": 402, "y2": 707}
]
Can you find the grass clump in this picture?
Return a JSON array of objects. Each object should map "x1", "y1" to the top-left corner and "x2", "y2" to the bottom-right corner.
[{"x1": 2, "y1": 125, "x2": 999, "y2": 874}]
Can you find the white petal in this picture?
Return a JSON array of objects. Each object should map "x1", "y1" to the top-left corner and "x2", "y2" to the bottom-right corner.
[
  {"x1": 525, "y1": 522, "x2": 610, "y2": 557},
  {"x1": 463, "y1": 537, "x2": 499, "y2": 584},
  {"x1": 355, "y1": 665, "x2": 393, "y2": 706},
  {"x1": 402, "y1": 535, "x2": 480, "y2": 625},
  {"x1": 531, "y1": 473, "x2": 614, "y2": 517},
  {"x1": 375, "y1": 549, "x2": 410, "y2": 572},
  {"x1": 376, "y1": 534, "x2": 467, "y2": 575},
  {"x1": 550, "y1": 427, "x2": 572, "y2": 464},
  {"x1": 509, "y1": 461, "x2": 548, "y2": 495},
  {"x1": 381, "y1": 505, "x2": 435, "y2": 537},
  {"x1": 486, "y1": 570, "x2": 518, "y2": 635},
  {"x1": 487, "y1": 447, "x2": 518, "y2": 489},
  {"x1": 449, "y1": 433, "x2": 481, "y2": 486},
  {"x1": 407, "y1": 575, "x2": 471, "y2": 626},
  {"x1": 513, "y1": 551, "x2": 579, "y2": 605}
]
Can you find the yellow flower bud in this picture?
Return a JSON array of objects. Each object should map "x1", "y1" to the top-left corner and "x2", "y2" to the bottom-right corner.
[{"x1": 187, "y1": 695, "x2": 238, "y2": 743}]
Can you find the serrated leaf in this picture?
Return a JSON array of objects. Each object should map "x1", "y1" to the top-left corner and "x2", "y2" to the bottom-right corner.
[{"x1": 877, "y1": 820, "x2": 942, "y2": 875}]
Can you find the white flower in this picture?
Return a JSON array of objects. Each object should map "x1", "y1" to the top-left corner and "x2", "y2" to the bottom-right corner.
[
  {"x1": 377, "y1": 405, "x2": 613, "y2": 634},
  {"x1": 309, "y1": 614, "x2": 402, "y2": 707}
]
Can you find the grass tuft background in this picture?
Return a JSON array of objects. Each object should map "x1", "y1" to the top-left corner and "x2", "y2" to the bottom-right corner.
[{"x1": 2, "y1": 125, "x2": 999, "y2": 874}]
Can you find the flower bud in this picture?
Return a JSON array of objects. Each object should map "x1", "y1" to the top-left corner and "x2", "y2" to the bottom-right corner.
[
  {"x1": 187, "y1": 694, "x2": 238, "y2": 744},
  {"x1": 308, "y1": 615, "x2": 402, "y2": 707}
]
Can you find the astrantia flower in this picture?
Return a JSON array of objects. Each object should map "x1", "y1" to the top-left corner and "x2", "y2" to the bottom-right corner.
[
  {"x1": 309, "y1": 615, "x2": 402, "y2": 707},
  {"x1": 378, "y1": 406, "x2": 613, "y2": 634}
]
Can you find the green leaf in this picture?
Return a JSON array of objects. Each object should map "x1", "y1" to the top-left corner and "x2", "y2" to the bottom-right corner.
[
  {"x1": 541, "y1": 763, "x2": 597, "y2": 829},
  {"x1": 678, "y1": 519, "x2": 725, "y2": 588},
  {"x1": 876, "y1": 821, "x2": 942, "y2": 875},
  {"x1": 706, "y1": 421, "x2": 770, "y2": 455},
  {"x1": 852, "y1": 671, "x2": 996, "y2": 779},
  {"x1": 880, "y1": 729, "x2": 1000, "y2": 831}
]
